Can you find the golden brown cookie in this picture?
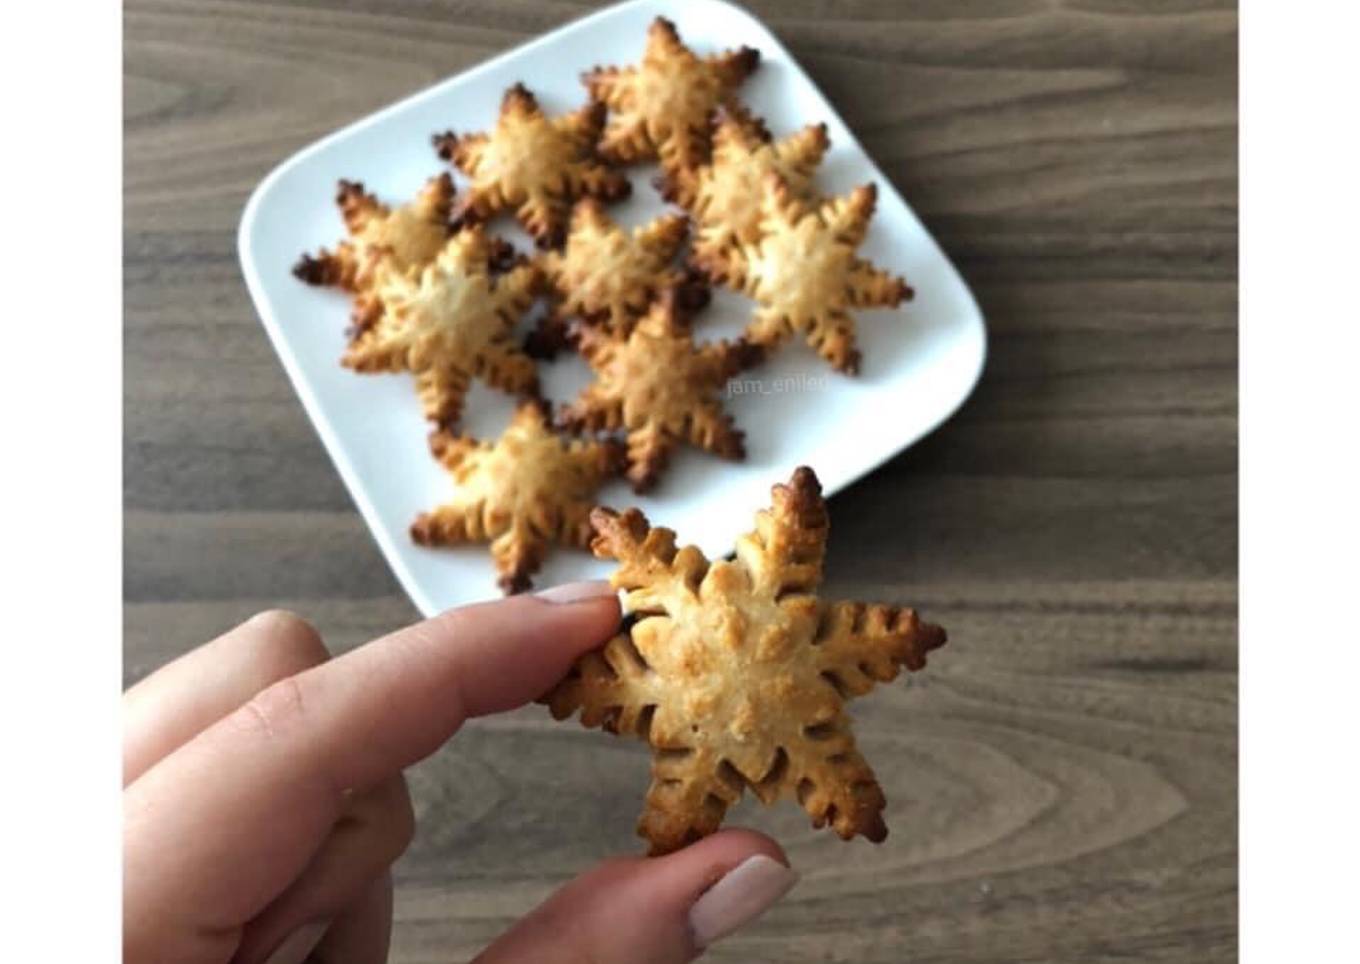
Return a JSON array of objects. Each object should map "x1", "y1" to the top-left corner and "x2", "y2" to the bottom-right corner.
[
  {"x1": 293, "y1": 174, "x2": 455, "y2": 295},
  {"x1": 659, "y1": 112, "x2": 829, "y2": 268},
  {"x1": 694, "y1": 173, "x2": 913, "y2": 374},
  {"x1": 557, "y1": 290, "x2": 761, "y2": 492},
  {"x1": 527, "y1": 199, "x2": 707, "y2": 357},
  {"x1": 543, "y1": 466, "x2": 947, "y2": 854},
  {"x1": 433, "y1": 83, "x2": 630, "y2": 248},
  {"x1": 583, "y1": 17, "x2": 760, "y2": 173},
  {"x1": 412, "y1": 400, "x2": 624, "y2": 594},
  {"x1": 342, "y1": 226, "x2": 540, "y2": 426}
]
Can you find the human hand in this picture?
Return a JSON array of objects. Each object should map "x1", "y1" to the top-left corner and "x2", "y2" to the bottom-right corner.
[{"x1": 124, "y1": 582, "x2": 798, "y2": 963}]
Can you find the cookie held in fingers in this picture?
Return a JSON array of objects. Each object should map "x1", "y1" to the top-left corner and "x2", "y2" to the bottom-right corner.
[
  {"x1": 694, "y1": 172, "x2": 912, "y2": 374},
  {"x1": 342, "y1": 226, "x2": 540, "y2": 426},
  {"x1": 557, "y1": 290, "x2": 761, "y2": 493},
  {"x1": 293, "y1": 174, "x2": 455, "y2": 296},
  {"x1": 528, "y1": 199, "x2": 706, "y2": 357},
  {"x1": 433, "y1": 83, "x2": 630, "y2": 248},
  {"x1": 411, "y1": 400, "x2": 624, "y2": 594},
  {"x1": 542, "y1": 466, "x2": 947, "y2": 854},
  {"x1": 583, "y1": 16, "x2": 760, "y2": 174}
]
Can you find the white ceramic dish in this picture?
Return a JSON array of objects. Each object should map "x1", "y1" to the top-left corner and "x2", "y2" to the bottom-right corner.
[{"x1": 239, "y1": 0, "x2": 986, "y2": 616}]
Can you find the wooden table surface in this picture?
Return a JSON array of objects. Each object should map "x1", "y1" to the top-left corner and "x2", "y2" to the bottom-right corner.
[{"x1": 125, "y1": 1, "x2": 1237, "y2": 960}]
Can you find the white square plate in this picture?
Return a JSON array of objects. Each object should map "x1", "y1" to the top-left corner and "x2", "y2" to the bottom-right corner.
[{"x1": 239, "y1": 0, "x2": 986, "y2": 616}]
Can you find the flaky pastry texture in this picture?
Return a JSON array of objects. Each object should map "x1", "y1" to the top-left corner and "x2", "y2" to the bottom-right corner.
[
  {"x1": 660, "y1": 112, "x2": 829, "y2": 268},
  {"x1": 342, "y1": 226, "x2": 540, "y2": 426},
  {"x1": 558, "y1": 290, "x2": 760, "y2": 493},
  {"x1": 544, "y1": 466, "x2": 947, "y2": 854},
  {"x1": 528, "y1": 199, "x2": 704, "y2": 355},
  {"x1": 433, "y1": 83, "x2": 629, "y2": 248},
  {"x1": 412, "y1": 401, "x2": 623, "y2": 594},
  {"x1": 293, "y1": 174, "x2": 455, "y2": 295},
  {"x1": 696, "y1": 173, "x2": 913, "y2": 374},
  {"x1": 583, "y1": 17, "x2": 760, "y2": 174}
]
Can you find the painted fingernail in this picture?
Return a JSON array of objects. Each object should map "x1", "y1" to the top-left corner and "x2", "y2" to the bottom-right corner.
[
  {"x1": 689, "y1": 855, "x2": 799, "y2": 949},
  {"x1": 264, "y1": 920, "x2": 330, "y2": 964},
  {"x1": 534, "y1": 580, "x2": 616, "y2": 604}
]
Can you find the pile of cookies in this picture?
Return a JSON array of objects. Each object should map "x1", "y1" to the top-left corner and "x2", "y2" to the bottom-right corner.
[
  {"x1": 290, "y1": 17, "x2": 947, "y2": 855},
  {"x1": 293, "y1": 16, "x2": 914, "y2": 595}
]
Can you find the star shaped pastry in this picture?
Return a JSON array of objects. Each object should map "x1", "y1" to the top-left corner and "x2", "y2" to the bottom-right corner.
[
  {"x1": 411, "y1": 400, "x2": 624, "y2": 594},
  {"x1": 558, "y1": 290, "x2": 761, "y2": 493},
  {"x1": 433, "y1": 83, "x2": 630, "y2": 248},
  {"x1": 660, "y1": 112, "x2": 829, "y2": 270},
  {"x1": 544, "y1": 466, "x2": 947, "y2": 854},
  {"x1": 293, "y1": 174, "x2": 455, "y2": 296},
  {"x1": 698, "y1": 173, "x2": 913, "y2": 374},
  {"x1": 583, "y1": 17, "x2": 760, "y2": 173},
  {"x1": 527, "y1": 199, "x2": 707, "y2": 357},
  {"x1": 342, "y1": 226, "x2": 541, "y2": 426}
]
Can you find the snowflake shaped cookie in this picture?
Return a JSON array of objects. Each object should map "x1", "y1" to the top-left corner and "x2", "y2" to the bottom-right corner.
[
  {"x1": 293, "y1": 174, "x2": 455, "y2": 295},
  {"x1": 583, "y1": 17, "x2": 760, "y2": 173},
  {"x1": 527, "y1": 199, "x2": 706, "y2": 356},
  {"x1": 342, "y1": 226, "x2": 540, "y2": 426},
  {"x1": 558, "y1": 291, "x2": 761, "y2": 492},
  {"x1": 544, "y1": 466, "x2": 947, "y2": 854},
  {"x1": 698, "y1": 173, "x2": 913, "y2": 374},
  {"x1": 660, "y1": 111, "x2": 829, "y2": 269},
  {"x1": 433, "y1": 83, "x2": 630, "y2": 248},
  {"x1": 412, "y1": 401, "x2": 623, "y2": 594}
]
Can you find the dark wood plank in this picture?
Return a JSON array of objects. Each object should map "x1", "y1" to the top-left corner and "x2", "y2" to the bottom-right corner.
[{"x1": 124, "y1": 1, "x2": 1237, "y2": 960}]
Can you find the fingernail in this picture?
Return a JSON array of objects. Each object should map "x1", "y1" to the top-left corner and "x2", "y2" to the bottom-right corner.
[
  {"x1": 689, "y1": 855, "x2": 799, "y2": 949},
  {"x1": 534, "y1": 580, "x2": 615, "y2": 604},
  {"x1": 264, "y1": 920, "x2": 330, "y2": 964}
]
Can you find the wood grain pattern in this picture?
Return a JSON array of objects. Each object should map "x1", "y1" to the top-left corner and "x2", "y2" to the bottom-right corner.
[{"x1": 124, "y1": 1, "x2": 1237, "y2": 960}]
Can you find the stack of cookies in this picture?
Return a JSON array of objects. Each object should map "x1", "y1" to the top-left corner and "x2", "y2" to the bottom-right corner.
[{"x1": 293, "y1": 17, "x2": 913, "y2": 595}]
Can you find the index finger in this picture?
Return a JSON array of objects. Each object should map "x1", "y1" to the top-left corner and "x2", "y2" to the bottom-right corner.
[{"x1": 123, "y1": 584, "x2": 619, "y2": 962}]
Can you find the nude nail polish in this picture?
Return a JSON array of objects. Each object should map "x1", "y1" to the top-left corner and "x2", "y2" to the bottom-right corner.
[
  {"x1": 689, "y1": 855, "x2": 800, "y2": 949},
  {"x1": 534, "y1": 580, "x2": 616, "y2": 604}
]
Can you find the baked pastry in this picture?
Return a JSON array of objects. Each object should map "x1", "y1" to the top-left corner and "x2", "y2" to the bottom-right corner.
[
  {"x1": 293, "y1": 174, "x2": 455, "y2": 295},
  {"x1": 433, "y1": 83, "x2": 630, "y2": 248},
  {"x1": 659, "y1": 112, "x2": 829, "y2": 268},
  {"x1": 527, "y1": 199, "x2": 706, "y2": 357},
  {"x1": 696, "y1": 173, "x2": 913, "y2": 374},
  {"x1": 558, "y1": 290, "x2": 761, "y2": 492},
  {"x1": 583, "y1": 17, "x2": 760, "y2": 173},
  {"x1": 412, "y1": 400, "x2": 623, "y2": 594},
  {"x1": 544, "y1": 466, "x2": 946, "y2": 854},
  {"x1": 343, "y1": 226, "x2": 540, "y2": 426}
]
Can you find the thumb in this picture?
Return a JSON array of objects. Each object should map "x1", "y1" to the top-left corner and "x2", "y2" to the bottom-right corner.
[{"x1": 473, "y1": 830, "x2": 799, "y2": 963}]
